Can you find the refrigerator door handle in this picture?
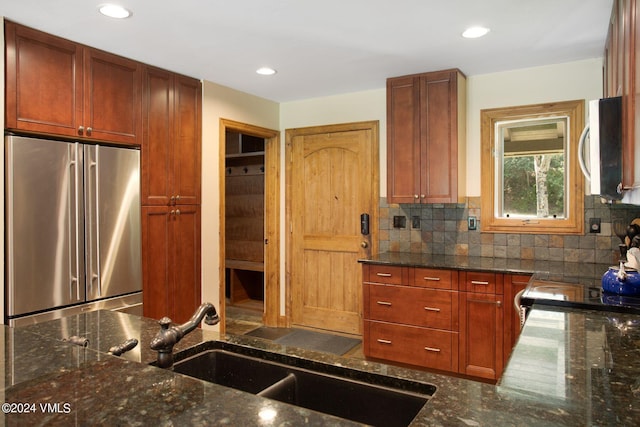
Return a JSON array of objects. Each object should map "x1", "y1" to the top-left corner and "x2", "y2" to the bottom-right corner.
[
  {"x1": 69, "y1": 144, "x2": 81, "y2": 300},
  {"x1": 86, "y1": 146, "x2": 102, "y2": 298}
]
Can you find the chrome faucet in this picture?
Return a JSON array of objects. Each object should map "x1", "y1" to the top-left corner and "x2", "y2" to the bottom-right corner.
[{"x1": 150, "y1": 302, "x2": 220, "y2": 368}]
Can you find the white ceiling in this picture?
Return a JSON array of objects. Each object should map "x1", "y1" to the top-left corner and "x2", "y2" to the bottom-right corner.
[{"x1": 1, "y1": 0, "x2": 613, "y2": 102}]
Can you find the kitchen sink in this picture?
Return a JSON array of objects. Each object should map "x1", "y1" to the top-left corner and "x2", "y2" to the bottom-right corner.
[{"x1": 170, "y1": 341, "x2": 435, "y2": 427}]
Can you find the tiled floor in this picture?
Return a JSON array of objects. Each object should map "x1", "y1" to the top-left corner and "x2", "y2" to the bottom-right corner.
[{"x1": 224, "y1": 301, "x2": 364, "y2": 359}]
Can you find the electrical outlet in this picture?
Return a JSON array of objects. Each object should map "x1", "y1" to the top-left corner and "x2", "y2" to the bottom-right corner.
[
  {"x1": 411, "y1": 216, "x2": 421, "y2": 229},
  {"x1": 589, "y1": 217, "x2": 601, "y2": 233},
  {"x1": 393, "y1": 216, "x2": 406, "y2": 229},
  {"x1": 468, "y1": 216, "x2": 477, "y2": 230}
]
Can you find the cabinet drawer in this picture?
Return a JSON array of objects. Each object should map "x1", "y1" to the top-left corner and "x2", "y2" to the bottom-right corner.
[
  {"x1": 462, "y1": 271, "x2": 502, "y2": 294},
  {"x1": 365, "y1": 321, "x2": 457, "y2": 372},
  {"x1": 366, "y1": 265, "x2": 405, "y2": 285},
  {"x1": 367, "y1": 284, "x2": 456, "y2": 330},
  {"x1": 412, "y1": 268, "x2": 455, "y2": 289}
]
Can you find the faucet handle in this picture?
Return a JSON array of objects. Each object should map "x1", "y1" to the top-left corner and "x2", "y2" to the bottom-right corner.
[{"x1": 158, "y1": 317, "x2": 172, "y2": 329}]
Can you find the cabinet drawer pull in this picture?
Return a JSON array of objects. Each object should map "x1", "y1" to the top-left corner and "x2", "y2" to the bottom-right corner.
[
  {"x1": 424, "y1": 306, "x2": 441, "y2": 312},
  {"x1": 471, "y1": 280, "x2": 489, "y2": 285},
  {"x1": 376, "y1": 273, "x2": 392, "y2": 277},
  {"x1": 377, "y1": 339, "x2": 392, "y2": 344},
  {"x1": 376, "y1": 301, "x2": 392, "y2": 306},
  {"x1": 423, "y1": 276, "x2": 441, "y2": 281},
  {"x1": 424, "y1": 347, "x2": 441, "y2": 352}
]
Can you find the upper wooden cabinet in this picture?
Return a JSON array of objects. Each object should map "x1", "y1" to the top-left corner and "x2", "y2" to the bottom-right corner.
[
  {"x1": 386, "y1": 69, "x2": 466, "y2": 204},
  {"x1": 141, "y1": 66, "x2": 202, "y2": 206},
  {"x1": 603, "y1": 0, "x2": 640, "y2": 189},
  {"x1": 5, "y1": 21, "x2": 142, "y2": 145}
]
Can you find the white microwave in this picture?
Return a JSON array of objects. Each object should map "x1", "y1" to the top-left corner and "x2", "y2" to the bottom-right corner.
[{"x1": 578, "y1": 96, "x2": 623, "y2": 200}]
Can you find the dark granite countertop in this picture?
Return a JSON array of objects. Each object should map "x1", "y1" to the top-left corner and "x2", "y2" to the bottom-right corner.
[
  {"x1": 360, "y1": 251, "x2": 640, "y2": 314},
  {"x1": 1, "y1": 306, "x2": 638, "y2": 426}
]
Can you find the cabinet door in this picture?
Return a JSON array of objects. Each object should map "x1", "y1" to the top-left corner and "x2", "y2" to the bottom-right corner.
[
  {"x1": 387, "y1": 76, "x2": 420, "y2": 204},
  {"x1": 173, "y1": 75, "x2": 202, "y2": 205},
  {"x1": 141, "y1": 205, "x2": 201, "y2": 323},
  {"x1": 84, "y1": 48, "x2": 141, "y2": 145},
  {"x1": 5, "y1": 21, "x2": 83, "y2": 137},
  {"x1": 142, "y1": 66, "x2": 174, "y2": 205},
  {"x1": 459, "y1": 292, "x2": 504, "y2": 380},
  {"x1": 142, "y1": 206, "x2": 171, "y2": 321},
  {"x1": 419, "y1": 70, "x2": 460, "y2": 203}
]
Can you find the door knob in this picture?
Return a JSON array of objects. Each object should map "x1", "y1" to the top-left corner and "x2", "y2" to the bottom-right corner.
[{"x1": 361, "y1": 241, "x2": 368, "y2": 248}]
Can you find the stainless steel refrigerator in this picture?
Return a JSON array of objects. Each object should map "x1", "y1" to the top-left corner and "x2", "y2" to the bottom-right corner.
[{"x1": 5, "y1": 134, "x2": 142, "y2": 326}]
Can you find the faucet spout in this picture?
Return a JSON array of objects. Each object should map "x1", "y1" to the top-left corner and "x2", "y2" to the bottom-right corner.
[{"x1": 150, "y1": 302, "x2": 220, "y2": 368}]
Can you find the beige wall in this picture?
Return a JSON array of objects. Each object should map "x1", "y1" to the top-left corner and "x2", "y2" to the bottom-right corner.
[
  {"x1": 465, "y1": 58, "x2": 603, "y2": 196},
  {"x1": 201, "y1": 81, "x2": 279, "y2": 328}
]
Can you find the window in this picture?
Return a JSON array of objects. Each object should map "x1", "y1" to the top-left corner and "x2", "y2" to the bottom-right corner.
[{"x1": 480, "y1": 100, "x2": 584, "y2": 234}]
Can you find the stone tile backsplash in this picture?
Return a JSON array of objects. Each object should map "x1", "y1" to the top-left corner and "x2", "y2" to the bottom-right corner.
[{"x1": 378, "y1": 196, "x2": 640, "y2": 264}]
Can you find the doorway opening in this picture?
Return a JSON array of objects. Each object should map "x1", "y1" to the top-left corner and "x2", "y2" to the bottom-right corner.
[{"x1": 219, "y1": 119, "x2": 280, "y2": 335}]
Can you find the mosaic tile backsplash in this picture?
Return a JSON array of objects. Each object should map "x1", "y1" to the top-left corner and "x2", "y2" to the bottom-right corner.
[{"x1": 378, "y1": 196, "x2": 640, "y2": 264}]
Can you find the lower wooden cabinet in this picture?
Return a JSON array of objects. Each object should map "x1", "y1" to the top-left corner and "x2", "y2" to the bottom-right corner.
[
  {"x1": 362, "y1": 264, "x2": 530, "y2": 381},
  {"x1": 142, "y1": 205, "x2": 201, "y2": 324}
]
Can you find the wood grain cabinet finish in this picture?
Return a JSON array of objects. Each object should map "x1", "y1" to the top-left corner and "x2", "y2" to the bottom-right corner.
[
  {"x1": 5, "y1": 21, "x2": 141, "y2": 145},
  {"x1": 142, "y1": 66, "x2": 202, "y2": 206},
  {"x1": 459, "y1": 291, "x2": 504, "y2": 380},
  {"x1": 362, "y1": 264, "x2": 459, "y2": 373},
  {"x1": 363, "y1": 264, "x2": 527, "y2": 381},
  {"x1": 603, "y1": 0, "x2": 640, "y2": 189},
  {"x1": 142, "y1": 205, "x2": 201, "y2": 324},
  {"x1": 386, "y1": 69, "x2": 466, "y2": 204},
  {"x1": 141, "y1": 67, "x2": 202, "y2": 322}
]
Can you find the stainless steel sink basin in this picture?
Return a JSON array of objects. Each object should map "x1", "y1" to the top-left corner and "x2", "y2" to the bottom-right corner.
[{"x1": 170, "y1": 341, "x2": 435, "y2": 427}]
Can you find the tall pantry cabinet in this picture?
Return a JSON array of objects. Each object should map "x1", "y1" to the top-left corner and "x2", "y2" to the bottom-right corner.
[{"x1": 141, "y1": 66, "x2": 202, "y2": 324}]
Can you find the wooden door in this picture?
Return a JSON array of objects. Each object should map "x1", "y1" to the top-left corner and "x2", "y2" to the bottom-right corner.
[
  {"x1": 142, "y1": 66, "x2": 174, "y2": 206},
  {"x1": 387, "y1": 76, "x2": 420, "y2": 204},
  {"x1": 84, "y1": 47, "x2": 141, "y2": 145},
  {"x1": 287, "y1": 121, "x2": 379, "y2": 335},
  {"x1": 142, "y1": 206, "x2": 171, "y2": 321},
  {"x1": 171, "y1": 205, "x2": 202, "y2": 323},
  {"x1": 142, "y1": 205, "x2": 201, "y2": 324},
  {"x1": 459, "y1": 292, "x2": 504, "y2": 380},
  {"x1": 5, "y1": 21, "x2": 84, "y2": 137},
  {"x1": 419, "y1": 70, "x2": 458, "y2": 202},
  {"x1": 172, "y1": 75, "x2": 202, "y2": 205}
]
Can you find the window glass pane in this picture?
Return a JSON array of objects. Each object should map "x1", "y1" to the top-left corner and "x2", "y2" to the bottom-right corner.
[{"x1": 496, "y1": 117, "x2": 567, "y2": 219}]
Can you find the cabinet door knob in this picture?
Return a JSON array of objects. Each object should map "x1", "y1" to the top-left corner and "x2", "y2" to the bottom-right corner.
[
  {"x1": 376, "y1": 301, "x2": 392, "y2": 306},
  {"x1": 175, "y1": 209, "x2": 181, "y2": 216},
  {"x1": 176, "y1": 195, "x2": 181, "y2": 201},
  {"x1": 377, "y1": 339, "x2": 392, "y2": 345},
  {"x1": 361, "y1": 241, "x2": 368, "y2": 248},
  {"x1": 86, "y1": 127, "x2": 92, "y2": 136},
  {"x1": 414, "y1": 194, "x2": 419, "y2": 199},
  {"x1": 170, "y1": 196, "x2": 175, "y2": 205},
  {"x1": 170, "y1": 210, "x2": 175, "y2": 215},
  {"x1": 78, "y1": 126, "x2": 84, "y2": 135},
  {"x1": 424, "y1": 347, "x2": 441, "y2": 352},
  {"x1": 424, "y1": 306, "x2": 441, "y2": 312},
  {"x1": 420, "y1": 194, "x2": 426, "y2": 199}
]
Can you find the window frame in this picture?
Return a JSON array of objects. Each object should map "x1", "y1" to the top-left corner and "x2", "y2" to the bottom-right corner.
[{"x1": 480, "y1": 100, "x2": 585, "y2": 234}]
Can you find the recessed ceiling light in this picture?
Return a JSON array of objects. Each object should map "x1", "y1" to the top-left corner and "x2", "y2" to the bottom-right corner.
[
  {"x1": 256, "y1": 67, "x2": 277, "y2": 76},
  {"x1": 98, "y1": 4, "x2": 132, "y2": 19},
  {"x1": 462, "y1": 26, "x2": 490, "y2": 39}
]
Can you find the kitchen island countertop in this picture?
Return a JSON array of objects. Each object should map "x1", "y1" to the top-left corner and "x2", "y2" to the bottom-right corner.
[{"x1": 1, "y1": 305, "x2": 639, "y2": 426}]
